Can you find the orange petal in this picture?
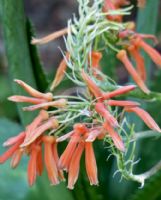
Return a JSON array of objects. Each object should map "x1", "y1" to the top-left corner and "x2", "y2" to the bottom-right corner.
[
  {"x1": 107, "y1": 100, "x2": 140, "y2": 107},
  {"x1": 103, "y1": 122, "x2": 125, "y2": 151},
  {"x1": 21, "y1": 118, "x2": 59, "y2": 147},
  {"x1": 67, "y1": 142, "x2": 84, "y2": 189},
  {"x1": 3, "y1": 131, "x2": 25, "y2": 147},
  {"x1": 113, "y1": 0, "x2": 130, "y2": 8},
  {"x1": 125, "y1": 107, "x2": 161, "y2": 132},
  {"x1": 103, "y1": 85, "x2": 136, "y2": 99},
  {"x1": 36, "y1": 146, "x2": 43, "y2": 176},
  {"x1": 8, "y1": 96, "x2": 47, "y2": 104},
  {"x1": 0, "y1": 136, "x2": 24, "y2": 163},
  {"x1": 23, "y1": 99, "x2": 67, "y2": 111},
  {"x1": 58, "y1": 132, "x2": 81, "y2": 171},
  {"x1": 81, "y1": 70, "x2": 102, "y2": 99},
  {"x1": 52, "y1": 142, "x2": 65, "y2": 181},
  {"x1": 50, "y1": 53, "x2": 70, "y2": 91},
  {"x1": 117, "y1": 50, "x2": 150, "y2": 94},
  {"x1": 85, "y1": 128, "x2": 103, "y2": 142},
  {"x1": 10, "y1": 149, "x2": 23, "y2": 169},
  {"x1": 14, "y1": 79, "x2": 53, "y2": 101},
  {"x1": 95, "y1": 102, "x2": 119, "y2": 127},
  {"x1": 128, "y1": 45, "x2": 146, "y2": 81},
  {"x1": 103, "y1": 0, "x2": 122, "y2": 21},
  {"x1": 85, "y1": 142, "x2": 98, "y2": 185},
  {"x1": 90, "y1": 51, "x2": 102, "y2": 69},
  {"x1": 27, "y1": 145, "x2": 40, "y2": 186},
  {"x1": 56, "y1": 131, "x2": 74, "y2": 142},
  {"x1": 25, "y1": 110, "x2": 49, "y2": 138},
  {"x1": 43, "y1": 136, "x2": 59, "y2": 185},
  {"x1": 133, "y1": 38, "x2": 161, "y2": 68},
  {"x1": 32, "y1": 27, "x2": 68, "y2": 45}
]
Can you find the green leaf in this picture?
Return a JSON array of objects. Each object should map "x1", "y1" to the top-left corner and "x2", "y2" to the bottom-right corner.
[
  {"x1": 26, "y1": 19, "x2": 49, "y2": 92},
  {"x1": 0, "y1": 0, "x2": 37, "y2": 125}
]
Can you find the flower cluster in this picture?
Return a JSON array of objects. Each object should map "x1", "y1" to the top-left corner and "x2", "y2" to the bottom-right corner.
[{"x1": 0, "y1": 0, "x2": 161, "y2": 189}]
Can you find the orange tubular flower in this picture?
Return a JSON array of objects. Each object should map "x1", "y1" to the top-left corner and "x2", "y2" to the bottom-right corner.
[
  {"x1": 103, "y1": 0, "x2": 122, "y2": 22},
  {"x1": 112, "y1": 0, "x2": 130, "y2": 8},
  {"x1": 28, "y1": 144, "x2": 41, "y2": 186},
  {"x1": 103, "y1": 85, "x2": 136, "y2": 100},
  {"x1": 21, "y1": 118, "x2": 59, "y2": 147},
  {"x1": 14, "y1": 79, "x2": 53, "y2": 101},
  {"x1": 128, "y1": 45, "x2": 146, "y2": 81},
  {"x1": 95, "y1": 102, "x2": 119, "y2": 127},
  {"x1": 91, "y1": 51, "x2": 102, "y2": 70},
  {"x1": 23, "y1": 99, "x2": 67, "y2": 111},
  {"x1": 58, "y1": 124, "x2": 87, "y2": 171},
  {"x1": 56, "y1": 131, "x2": 74, "y2": 142},
  {"x1": 50, "y1": 52, "x2": 70, "y2": 91},
  {"x1": 117, "y1": 50, "x2": 150, "y2": 94},
  {"x1": 3, "y1": 131, "x2": 25, "y2": 147},
  {"x1": 0, "y1": 135, "x2": 25, "y2": 163},
  {"x1": 103, "y1": 122, "x2": 125, "y2": 151},
  {"x1": 107, "y1": 100, "x2": 140, "y2": 107},
  {"x1": 36, "y1": 146, "x2": 44, "y2": 176},
  {"x1": 81, "y1": 70, "x2": 103, "y2": 99},
  {"x1": 43, "y1": 136, "x2": 59, "y2": 185},
  {"x1": 8, "y1": 96, "x2": 46, "y2": 104},
  {"x1": 32, "y1": 27, "x2": 69, "y2": 45},
  {"x1": 85, "y1": 127, "x2": 105, "y2": 142},
  {"x1": 85, "y1": 142, "x2": 98, "y2": 186},
  {"x1": 67, "y1": 141, "x2": 85, "y2": 189},
  {"x1": 10, "y1": 149, "x2": 23, "y2": 169},
  {"x1": 52, "y1": 140, "x2": 65, "y2": 181},
  {"x1": 124, "y1": 107, "x2": 161, "y2": 133},
  {"x1": 90, "y1": 51, "x2": 103, "y2": 79},
  {"x1": 25, "y1": 110, "x2": 49, "y2": 138},
  {"x1": 132, "y1": 37, "x2": 161, "y2": 68}
]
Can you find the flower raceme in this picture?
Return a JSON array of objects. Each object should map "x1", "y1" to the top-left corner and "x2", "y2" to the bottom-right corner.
[
  {"x1": 0, "y1": 111, "x2": 60, "y2": 186},
  {"x1": 1, "y1": 70, "x2": 161, "y2": 189},
  {"x1": 1, "y1": 0, "x2": 161, "y2": 191},
  {"x1": 58, "y1": 123, "x2": 99, "y2": 189}
]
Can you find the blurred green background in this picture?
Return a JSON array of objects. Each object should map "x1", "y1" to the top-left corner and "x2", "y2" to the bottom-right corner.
[{"x1": 0, "y1": 0, "x2": 161, "y2": 199}]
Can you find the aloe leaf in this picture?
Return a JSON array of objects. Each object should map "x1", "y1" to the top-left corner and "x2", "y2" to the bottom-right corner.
[
  {"x1": 26, "y1": 19, "x2": 49, "y2": 92},
  {"x1": 0, "y1": 0, "x2": 37, "y2": 125}
]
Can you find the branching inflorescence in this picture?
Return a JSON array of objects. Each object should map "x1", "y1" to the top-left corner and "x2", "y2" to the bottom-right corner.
[{"x1": 1, "y1": 0, "x2": 161, "y2": 189}]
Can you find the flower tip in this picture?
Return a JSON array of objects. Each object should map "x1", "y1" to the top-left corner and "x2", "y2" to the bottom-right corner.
[
  {"x1": 3, "y1": 142, "x2": 8, "y2": 147},
  {"x1": 115, "y1": 140, "x2": 125, "y2": 152},
  {"x1": 50, "y1": 84, "x2": 55, "y2": 91},
  {"x1": 14, "y1": 79, "x2": 21, "y2": 84},
  {"x1": 67, "y1": 185, "x2": 74, "y2": 190},
  {"x1": 31, "y1": 37, "x2": 37, "y2": 45},
  {"x1": 116, "y1": 50, "x2": 127, "y2": 60},
  {"x1": 90, "y1": 181, "x2": 99, "y2": 186},
  {"x1": 7, "y1": 96, "x2": 13, "y2": 101},
  {"x1": 144, "y1": 87, "x2": 150, "y2": 95}
]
